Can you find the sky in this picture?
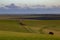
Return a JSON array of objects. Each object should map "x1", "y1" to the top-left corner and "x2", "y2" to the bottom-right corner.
[
  {"x1": 0, "y1": 0, "x2": 60, "y2": 7},
  {"x1": 0, "y1": 0, "x2": 60, "y2": 14}
]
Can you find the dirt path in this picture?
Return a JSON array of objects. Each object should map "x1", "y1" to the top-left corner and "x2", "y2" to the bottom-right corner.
[{"x1": 20, "y1": 25, "x2": 35, "y2": 33}]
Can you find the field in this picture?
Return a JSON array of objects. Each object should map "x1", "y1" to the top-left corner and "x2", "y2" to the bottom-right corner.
[{"x1": 0, "y1": 19, "x2": 60, "y2": 40}]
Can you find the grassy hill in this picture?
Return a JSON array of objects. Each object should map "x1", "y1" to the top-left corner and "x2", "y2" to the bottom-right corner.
[
  {"x1": 0, "y1": 20, "x2": 33, "y2": 32},
  {"x1": 0, "y1": 20, "x2": 60, "y2": 40},
  {"x1": 0, "y1": 31, "x2": 60, "y2": 40}
]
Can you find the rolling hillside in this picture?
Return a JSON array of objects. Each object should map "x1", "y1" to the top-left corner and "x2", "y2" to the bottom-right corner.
[{"x1": 0, "y1": 19, "x2": 60, "y2": 40}]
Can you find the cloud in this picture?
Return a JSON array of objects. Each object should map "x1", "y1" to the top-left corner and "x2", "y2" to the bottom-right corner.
[
  {"x1": 0, "y1": 3, "x2": 60, "y2": 14},
  {"x1": 0, "y1": 0, "x2": 60, "y2": 7},
  {"x1": 5, "y1": 3, "x2": 20, "y2": 9}
]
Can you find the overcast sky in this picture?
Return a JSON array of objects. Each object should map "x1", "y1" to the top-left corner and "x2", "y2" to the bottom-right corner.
[
  {"x1": 0, "y1": 0, "x2": 60, "y2": 7},
  {"x1": 0, "y1": 0, "x2": 60, "y2": 14}
]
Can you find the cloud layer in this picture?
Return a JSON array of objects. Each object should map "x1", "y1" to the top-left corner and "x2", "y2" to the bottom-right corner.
[
  {"x1": 0, "y1": 3, "x2": 60, "y2": 14},
  {"x1": 0, "y1": 0, "x2": 60, "y2": 7}
]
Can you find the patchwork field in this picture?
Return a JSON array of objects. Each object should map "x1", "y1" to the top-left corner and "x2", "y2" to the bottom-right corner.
[{"x1": 0, "y1": 20, "x2": 60, "y2": 40}]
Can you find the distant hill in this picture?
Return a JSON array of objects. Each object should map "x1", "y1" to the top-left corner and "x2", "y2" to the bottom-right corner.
[{"x1": 0, "y1": 14, "x2": 60, "y2": 20}]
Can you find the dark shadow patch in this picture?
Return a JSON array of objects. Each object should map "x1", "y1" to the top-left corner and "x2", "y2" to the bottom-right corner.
[{"x1": 49, "y1": 32, "x2": 54, "y2": 35}]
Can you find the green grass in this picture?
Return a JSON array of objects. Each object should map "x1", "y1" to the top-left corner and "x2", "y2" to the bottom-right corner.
[
  {"x1": 0, "y1": 20, "x2": 60, "y2": 32},
  {"x1": 0, "y1": 20, "x2": 60, "y2": 33},
  {"x1": 0, "y1": 31, "x2": 60, "y2": 40},
  {"x1": 23, "y1": 20, "x2": 60, "y2": 27},
  {"x1": 0, "y1": 20, "x2": 30, "y2": 32},
  {"x1": 0, "y1": 36, "x2": 60, "y2": 40},
  {"x1": 0, "y1": 20, "x2": 60, "y2": 40},
  {"x1": 23, "y1": 20, "x2": 60, "y2": 29}
]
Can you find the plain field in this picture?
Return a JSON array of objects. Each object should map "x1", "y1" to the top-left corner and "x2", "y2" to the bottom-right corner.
[{"x1": 0, "y1": 20, "x2": 60, "y2": 40}]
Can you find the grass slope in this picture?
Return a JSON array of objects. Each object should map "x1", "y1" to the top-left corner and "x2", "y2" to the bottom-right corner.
[
  {"x1": 0, "y1": 31, "x2": 60, "y2": 40},
  {"x1": 0, "y1": 20, "x2": 60, "y2": 33},
  {"x1": 0, "y1": 20, "x2": 60, "y2": 40},
  {"x1": 0, "y1": 20, "x2": 30, "y2": 32}
]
